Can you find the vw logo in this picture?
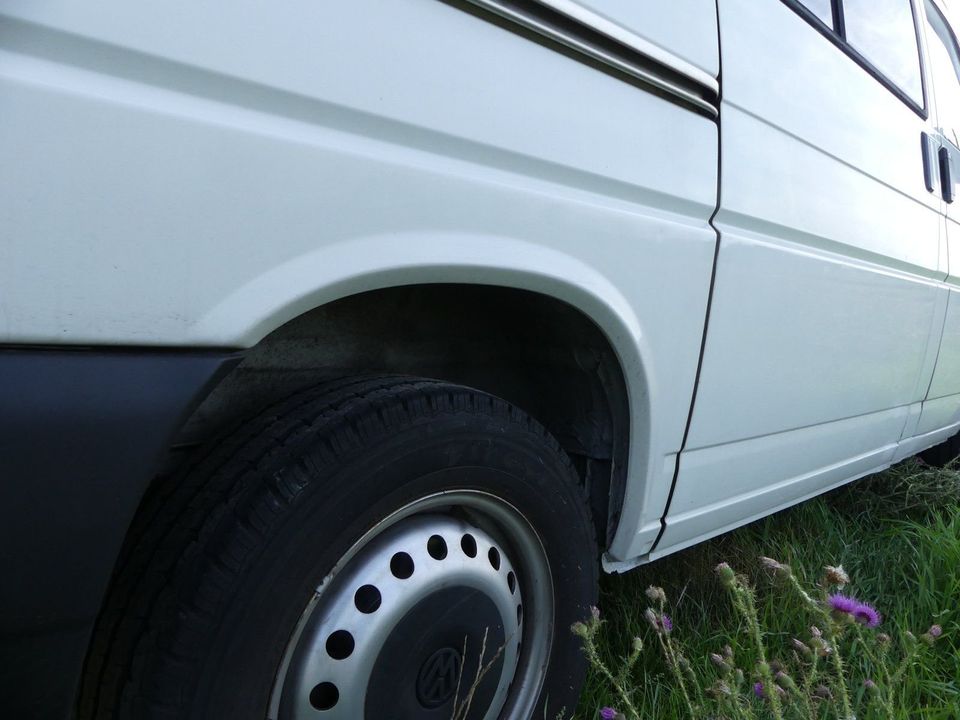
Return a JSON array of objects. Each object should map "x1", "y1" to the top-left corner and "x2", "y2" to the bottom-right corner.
[{"x1": 416, "y1": 647, "x2": 463, "y2": 708}]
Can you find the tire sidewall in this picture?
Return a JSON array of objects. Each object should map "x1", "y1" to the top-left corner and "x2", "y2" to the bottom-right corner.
[{"x1": 188, "y1": 409, "x2": 598, "y2": 720}]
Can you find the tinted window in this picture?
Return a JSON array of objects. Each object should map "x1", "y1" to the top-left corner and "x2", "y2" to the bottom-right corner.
[
  {"x1": 797, "y1": 0, "x2": 833, "y2": 28},
  {"x1": 926, "y1": 1, "x2": 960, "y2": 146},
  {"x1": 843, "y1": 0, "x2": 923, "y2": 103}
]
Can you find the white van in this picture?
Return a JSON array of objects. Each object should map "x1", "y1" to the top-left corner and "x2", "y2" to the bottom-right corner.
[{"x1": 4, "y1": 0, "x2": 960, "y2": 717}]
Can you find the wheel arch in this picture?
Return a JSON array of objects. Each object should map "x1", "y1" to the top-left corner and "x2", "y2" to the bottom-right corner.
[
  {"x1": 175, "y1": 234, "x2": 653, "y2": 552},
  {"x1": 179, "y1": 284, "x2": 643, "y2": 550}
]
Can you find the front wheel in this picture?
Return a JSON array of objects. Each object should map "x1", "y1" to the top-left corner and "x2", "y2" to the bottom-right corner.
[{"x1": 80, "y1": 376, "x2": 599, "y2": 720}]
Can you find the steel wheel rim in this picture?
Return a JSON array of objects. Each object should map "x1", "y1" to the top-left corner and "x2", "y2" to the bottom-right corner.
[{"x1": 268, "y1": 490, "x2": 555, "y2": 720}]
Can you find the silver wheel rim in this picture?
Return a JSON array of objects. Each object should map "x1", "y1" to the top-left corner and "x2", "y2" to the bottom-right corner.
[{"x1": 268, "y1": 490, "x2": 554, "y2": 720}]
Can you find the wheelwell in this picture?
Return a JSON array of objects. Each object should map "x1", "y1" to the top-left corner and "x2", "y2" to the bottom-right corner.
[{"x1": 174, "y1": 284, "x2": 630, "y2": 545}]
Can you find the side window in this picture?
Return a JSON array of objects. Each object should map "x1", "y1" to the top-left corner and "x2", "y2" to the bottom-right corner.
[
  {"x1": 782, "y1": 0, "x2": 925, "y2": 112},
  {"x1": 843, "y1": 0, "x2": 923, "y2": 104},
  {"x1": 926, "y1": 0, "x2": 960, "y2": 147}
]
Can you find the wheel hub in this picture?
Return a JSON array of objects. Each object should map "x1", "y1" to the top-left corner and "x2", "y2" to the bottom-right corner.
[
  {"x1": 274, "y1": 514, "x2": 524, "y2": 720},
  {"x1": 416, "y1": 647, "x2": 462, "y2": 708}
]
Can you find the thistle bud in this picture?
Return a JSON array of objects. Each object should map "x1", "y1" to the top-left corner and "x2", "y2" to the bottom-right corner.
[
  {"x1": 760, "y1": 556, "x2": 783, "y2": 572},
  {"x1": 716, "y1": 562, "x2": 736, "y2": 588},
  {"x1": 571, "y1": 621, "x2": 588, "y2": 638},
  {"x1": 810, "y1": 626, "x2": 823, "y2": 639},
  {"x1": 823, "y1": 565, "x2": 850, "y2": 586},
  {"x1": 929, "y1": 624, "x2": 943, "y2": 638},
  {"x1": 876, "y1": 633, "x2": 891, "y2": 646},
  {"x1": 775, "y1": 671, "x2": 798, "y2": 693},
  {"x1": 760, "y1": 556, "x2": 792, "y2": 578},
  {"x1": 710, "y1": 652, "x2": 727, "y2": 669},
  {"x1": 644, "y1": 607, "x2": 660, "y2": 633},
  {"x1": 792, "y1": 638, "x2": 813, "y2": 658},
  {"x1": 632, "y1": 636, "x2": 643, "y2": 653},
  {"x1": 590, "y1": 606, "x2": 601, "y2": 621},
  {"x1": 708, "y1": 681, "x2": 732, "y2": 698},
  {"x1": 813, "y1": 685, "x2": 833, "y2": 700},
  {"x1": 645, "y1": 585, "x2": 666, "y2": 604},
  {"x1": 863, "y1": 678, "x2": 881, "y2": 699},
  {"x1": 723, "y1": 644, "x2": 734, "y2": 660}
]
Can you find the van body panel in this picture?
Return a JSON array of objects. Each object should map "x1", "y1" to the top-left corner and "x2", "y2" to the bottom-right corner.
[
  {"x1": 9, "y1": 1, "x2": 960, "y2": 714},
  {"x1": 0, "y1": 5, "x2": 722, "y2": 713},
  {"x1": 656, "y1": 0, "x2": 945, "y2": 554}
]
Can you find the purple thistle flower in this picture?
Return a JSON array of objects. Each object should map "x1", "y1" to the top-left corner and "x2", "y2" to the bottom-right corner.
[
  {"x1": 753, "y1": 681, "x2": 765, "y2": 699},
  {"x1": 661, "y1": 614, "x2": 673, "y2": 633},
  {"x1": 828, "y1": 593, "x2": 858, "y2": 614},
  {"x1": 600, "y1": 707, "x2": 617, "y2": 720},
  {"x1": 827, "y1": 592, "x2": 882, "y2": 627},
  {"x1": 852, "y1": 601, "x2": 881, "y2": 628},
  {"x1": 930, "y1": 624, "x2": 943, "y2": 638}
]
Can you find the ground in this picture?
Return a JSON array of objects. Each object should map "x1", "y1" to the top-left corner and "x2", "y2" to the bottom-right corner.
[{"x1": 577, "y1": 459, "x2": 960, "y2": 719}]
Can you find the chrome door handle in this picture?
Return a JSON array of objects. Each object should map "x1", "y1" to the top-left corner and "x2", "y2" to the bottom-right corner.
[{"x1": 922, "y1": 132, "x2": 937, "y2": 193}]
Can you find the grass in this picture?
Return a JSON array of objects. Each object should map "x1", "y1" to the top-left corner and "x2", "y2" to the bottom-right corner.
[{"x1": 574, "y1": 459, "x2": 960, "y2": 719}]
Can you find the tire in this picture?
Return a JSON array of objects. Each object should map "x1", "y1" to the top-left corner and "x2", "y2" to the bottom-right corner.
[
  {"x1": 919, "y1": 432, "x2": 960, "y2": 467},
  {"x1": 78, "y1": 375, "x2": 598, "y2": 720}
]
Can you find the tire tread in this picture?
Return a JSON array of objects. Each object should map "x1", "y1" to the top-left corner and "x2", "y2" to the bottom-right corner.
[{"x1": 78, "y1": 375, "x2": 594, "y2": 720}]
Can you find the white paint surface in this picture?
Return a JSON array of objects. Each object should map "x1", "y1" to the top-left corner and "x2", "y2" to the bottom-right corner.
[{"x1": 7, "y1": 0, "x2": 960, "y2": 566}]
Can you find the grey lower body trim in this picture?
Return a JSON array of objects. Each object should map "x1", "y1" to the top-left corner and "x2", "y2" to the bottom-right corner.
[{"x1": 0, "y1": 346, "x2": 239, "y2": 718}]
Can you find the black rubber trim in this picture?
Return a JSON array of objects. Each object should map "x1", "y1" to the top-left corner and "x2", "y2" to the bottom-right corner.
[
  {"x1": 833, "y1": 0, "x2": 846, "y2": 37},
  {"x1": 780, "y1": 0, "x2": 928, "y2": 119},
  {"x1": 0, "y1": 346, "x2": 240, "y2": 719},
  {"x1": 940, "y1": 144, "x2": 955, "y2": 202},
  {"x1": 651, "y1": 0, "x2": 726, "y2": 554}
]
